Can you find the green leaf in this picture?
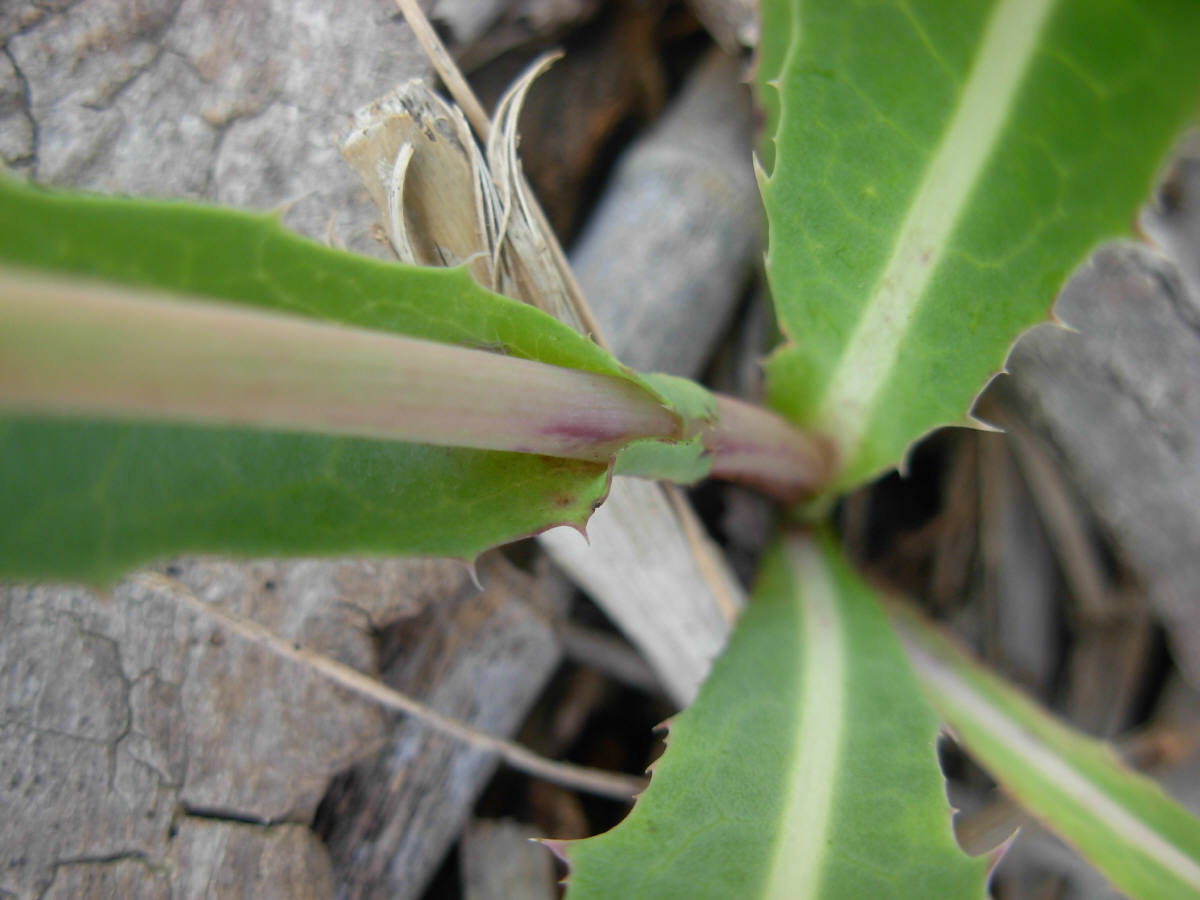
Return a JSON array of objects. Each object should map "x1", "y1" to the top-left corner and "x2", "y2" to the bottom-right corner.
[
  {"x1": 1, "y1": 417, "x2": 608, "y2": 584},
  {"x1": 753, "y1": 0, "x2": 794, "y2": 174},
  {"x1": 562, "y1": 532, "x2": 988, "y2": 899},
  {"x1": 0, "y1": 176, "x2": 707, "y2": 582},
  {"x1": 759, "y1": 0, "x2": 1200, "y2": 490},
  {"x1": 893, "y1": 604, "x2": 1200, "y2": 899}
]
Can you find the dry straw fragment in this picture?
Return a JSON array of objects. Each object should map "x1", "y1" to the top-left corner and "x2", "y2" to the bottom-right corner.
[{"x1": 340, "y1": 52, "x2": 743, "y2": 704}]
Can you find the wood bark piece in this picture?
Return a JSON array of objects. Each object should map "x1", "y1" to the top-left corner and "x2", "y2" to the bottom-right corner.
[
  {"x1": 426, "y1": 0, "x2": 511, "y2": 46},
  {"x1": 321, "y1": 555, "x2": 566, "y2": 900},
  {"x1": 1006, "y1": 242, "x2": 1200, "y2": 689},
  {"x1": 1061, "y1": 607, "x2": 1153, "y2": 738},
  {"x1": 162, "y1": 558, "x2": 469, "y2": 818},
  {"x1": 166, "y1": 820, "x2": 337, "y2": 900},
  {"x1": 977, "y1": 432, "x2": 1058, "y2": 698},
  {"x1": 460, "y1": 818, "x2": 556, "y2": 900},
  {"x1": 558, "y1": 622, "x2": 662, "y2": 695},
  {"x1": 1, "y1": 557, "x2": 466, "y2": 898},
  {"x1": 540, "y1": 480, "x2": 739, "y2": 704},
  {"x1": 989, "y1": 398, "x2": 1154, "y2": 737},
  {"x1": 40, "y1": 857, "x2": 172, "y2": 900},
  {"x1": 1, "y1": 0, "x2": 428, "y2": 259},
  {"x1": 436, "y1": 0, "x2": 597, "y2": 53},
  {"x1": 1143, "y1": 132, "x2": 1200, "y2": 305},
  {"x1": 570, "y1": 48, "x2": 762, "y2": 378}
]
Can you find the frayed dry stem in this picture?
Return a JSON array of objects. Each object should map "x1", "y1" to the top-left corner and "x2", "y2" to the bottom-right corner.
[
  {"x1": 392, "y1": 0, "x2": 491, "y2": 140},
  {"x1": 390, "y1": 3, "x2": 611, "y2": 349}
]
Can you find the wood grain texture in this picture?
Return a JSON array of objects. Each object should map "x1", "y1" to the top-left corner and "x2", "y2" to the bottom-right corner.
[
  {"x1": 571, "y1": 48, "x2": 761, "y2": 378},
  {"x1": 1, "y1": 557, "x2": 465, "y2": 898},
  {"x1": 320, "y1": 556, "x2": 567, "y2": 900},
  {"x1": 1007, "y1": 240, "x2": 1200, "y2": 689}
]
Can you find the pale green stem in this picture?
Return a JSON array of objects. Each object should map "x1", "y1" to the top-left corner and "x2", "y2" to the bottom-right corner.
[
  {"x1": 0, "y1": 268, "x2": 831, "y2": 498},
  {"x1": 0, "y1": 269, "x2": 677, "y2": 461}
]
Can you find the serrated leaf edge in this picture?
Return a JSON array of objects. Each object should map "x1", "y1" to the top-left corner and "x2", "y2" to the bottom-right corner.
[
  {"x1": 762, "y1": 0, "x2": 1058, "y2": 484},
  {"x1": 895, "y1": 609, "x2": 1200, "y2": 894}
]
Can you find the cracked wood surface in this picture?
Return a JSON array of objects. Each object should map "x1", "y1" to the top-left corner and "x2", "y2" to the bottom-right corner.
[
  {"x1": 1, "y1": 0, "x2": 425, "y2": 260},
  {"x1": 1, "y1": 3, "x2": 762, "y2": 897},
  {"x1": 1, "y1": 557, "x2": 471, "y2": 898}
]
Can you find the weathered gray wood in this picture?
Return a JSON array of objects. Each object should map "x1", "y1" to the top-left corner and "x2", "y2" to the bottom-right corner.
[
  {"x1": 558, "y1": 622, "x2": 662, "y2": 695},
  {"x1": 1006, "y1": 242, "x2": 1200, "y2": 689},
  {"x1": 686, "y1": 0, "x2": 758, "y2": 51},
  {"x1": 40, "y1": 857, "x2": 172, "y2": 900},
  {"x1": 976, "y1": 432, "x2": 1059, "y2": 698},
  {"x1": 427, "y1": 0, "x2": 511, "y2": 45},
  {"x1": 165, "y1": 559, "x2": 471, "y2": 818},
  {"x1": 541, "y1": 481, "x2": 740, "y2": 705},
  {"x1": 1, "y1": 0, "x2": 427, "y2": 258},
  {"x1": 321, "y1": 556, "x2": 566, "y2": 900},
  {"x1": 460, "y1": 818, "x2": 556, "y2": 900},
  {"x1": 1142, "y1": 133, "x2": 1200, "y2": 305},
  {"x1": 1, "y1": 556, "x2": 468, "y2": 898},
  {"x1": 570, "y1": 47, "x2": 761, "y2": 378},
  {"x1": 166, "y1": 820, "x2": 338, "y2": 900},
  {"x1": 991, "y1": 401, "x2": 1154, "y2": 737}
]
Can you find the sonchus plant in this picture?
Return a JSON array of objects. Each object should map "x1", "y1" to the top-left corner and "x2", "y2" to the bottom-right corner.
[{"x1": 4, "y1": 1, "x2": 1200, "y2": 896}]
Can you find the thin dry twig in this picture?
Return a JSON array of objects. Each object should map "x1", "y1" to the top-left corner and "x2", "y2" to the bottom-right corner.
[
  {"x1": 135, "y1": 572, "x2": 647, "y2": 802},
  {"x1": 999, "y1": 409, "x2": 1116, "y2": 622},
  {"x1": 392, "y1": 0, "x2": 492, "y2": 139}
]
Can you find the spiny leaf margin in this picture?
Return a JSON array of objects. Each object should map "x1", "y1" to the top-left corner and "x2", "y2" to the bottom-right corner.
[
  {"x1": 893, "y1": 604, "x2": 1200, "y2": 900},
  {"x1": 562, "y1": 531, "x2": 987, "y2": 899},
  {"x1": 0, "y1": 177, "x2": 708, "y2": 582},
  {"x1": 758, "y1": 0, "x2": 1200, "y2": 491}
]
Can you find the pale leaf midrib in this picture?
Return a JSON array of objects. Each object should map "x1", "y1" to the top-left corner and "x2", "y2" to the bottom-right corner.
[
  {"x1": 907, "y1": 639, "x2": 1200, "y2": 892},
  {"x1": 764, "y1": 537, "x2": 845, "y2": 898},
  {"x1": 813, "y1": 0, "x2": 1058, "y2": 465}
]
